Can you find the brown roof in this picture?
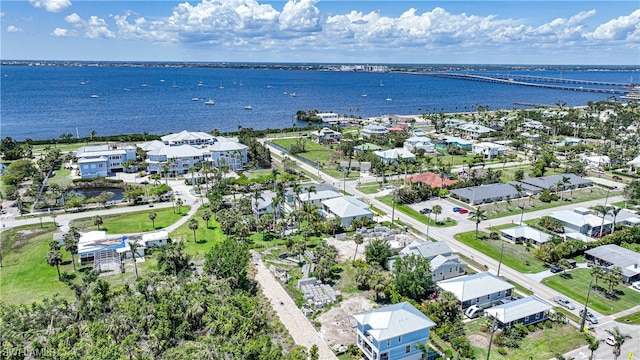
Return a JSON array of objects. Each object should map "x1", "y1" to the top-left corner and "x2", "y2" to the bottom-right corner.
[{"x1": 407, "y1": 172, "x2": 457, "y2": 188}]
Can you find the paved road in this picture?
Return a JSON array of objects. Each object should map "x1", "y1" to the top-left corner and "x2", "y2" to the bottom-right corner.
[{"x1": 252, "y1": 252, "x2": 338, "y2": 359}]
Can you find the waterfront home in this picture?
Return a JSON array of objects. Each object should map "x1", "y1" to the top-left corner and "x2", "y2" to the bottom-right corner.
[
  {"x1": 484, "y1": 296, "x2": 552, "y2": 328},
  {"x1": 403, "y1": 136, "x2": 436, "y2": 153},
  {"x1": 554, "y1": 137, "x2": 581, "y2": 147},
  {"x1": 437, "y1": 272, "x2": 514, "y2": 309},
  {"x1": 320, "y1": 196, "x2": 373, "y2": 227},
  {"x1": 406, "y1": 172, "x2": 457, "y2": 188},
  {"x1": 145, "y1": 144, "x2": 204, "y2": 176},
  {"x1": 388, "y1": 241, "x2": 466, "y2": 281},
  {"x1": 584, "y1": 244, "x2": 640, "y2": 283},
  {"x1": 354, "y1": 302, "x2": 436, "y2": 360},
  {"x1": 500, "y1": 225, "x2": 552, "y2": 246},
  {"x1": 373, "y1": 148, "x2": 416, "y2": 164},
  {"x1": 439, "y1": 136, "x2": 472, "y2": 149},
  {"x1": 362, "y1": 123, "x2": 389, "y2": 137},
  {"x1": 203, "y1": 137, "x2": 248, "y2": 171},
  {"x1": 549, "y1": 208, "x2": 613, "y2": 237},
  {"x1": 161, "y1": 130, "x2": 215, "y2": 146},
  {"x1": 471, "y1": 142, "x2": 505, "y2": 159},
  {"x1": 449, "y1": 183, "x2": 520, "y2": 205},
  {"x1": 76, "y1": 143, "x2": 137, "y2": 179},
  {"x1": 310, "y1": 127, "x2": 342, "y2": 144},
  {"x1": 456, "y1": 122, "x2": 495, "y2": 139}
]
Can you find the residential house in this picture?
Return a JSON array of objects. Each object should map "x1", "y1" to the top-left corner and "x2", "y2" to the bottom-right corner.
[
  {"x1": 584, "y1": 244, "x2": 640, "y2": 283},
  {"x1": 403, "y1": 136, "x2": 436, "y2": 153},
  {"x1": 76, "y1": 144, "x2": 137, "y2": 179},
  {"x1": 406, "y1": 172, "x2": 457, "y2": 188},
  {"x1": 77, "y1": 230, "x2": 127, "y2": 265},
  {"x1": 388, "y1": 241, "x2": 466, "y2": 281},
  {"x1": 627, "y1": 154, "x2": 640, "y2": 171},
  {"x1": 555, "y1": 137, "x2": 581, "y2": 147},
  {"x1": 139, "y1": 230, "x2": 169, "y2": 250},
  {"x1": 437, "y1": 272, "x2": 514, "y2": 309},
  {"x1": 310, "y1": 127, "x2": 342, "y2": 144},
  {"x1": 354, "y1": 302, "x2": 436, "y2": 360},
  {"x1": 549, "y1": 208, "x2": 612, "y2": 237},
  {"x1": 603, "y1": 209, "x2": 640, "y2": 227},
  {"x1": 507, "y1": 181, "x2": 544, "y2": 196},
  {"x1": 373, "y1": 148, "x2": 416, "y2": 164},
  {"x1": 440, "y1": 136, "x2": 472, "y2": 149},
  {"x1": 315, "y1": 112, "x2": 340, "y2": 122},
  {"x1": 500, "y1": 225, "x2": 552, "y2": 246},
  {"x1": 472, "y1": 142, "x2": 505, "y2": 159},
  {"x1": 457, "y1": 123, "x2": 495, "y2": 139},
  {"x1": 145, "y1": 144, "x2": 204, "y2": 175},
  {"x1": 582, "y1": 155, "x2": 611, "y2": 168},
  {"x1": 519, "y1": 173, "x2": 592, "y2": 191},
  {"x1": 161, "y1": 130, "x2": 215, "y2": 146},
  {"x1": 484, "y1": 296, "x2": 552, "y2": 328},
  {"x1": 298, "y1": 189, "x2": 341, "y2": 207},
  {"x1": 449, "y1": 183, "x2": 520, "y2": 205},
  {"x1": 252, "y1": 190, "x2": 282, "y2": 217},
  {"x1": 321, "y1": 196, "x2": 373, "y2": 227},
  {"x1": 362, "y1": 123, "x2": 389, "y2": 137}
]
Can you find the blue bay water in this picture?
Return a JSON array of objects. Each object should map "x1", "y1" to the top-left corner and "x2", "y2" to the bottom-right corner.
[{"x1": 1, "y1": 65, "x2": 637, "y2": 140}]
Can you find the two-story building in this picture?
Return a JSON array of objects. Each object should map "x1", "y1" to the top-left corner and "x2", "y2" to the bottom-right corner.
[
  {"x1": 403, "y1": 136, "x2": 435, "y2": 153},
  {"x1": 76, "y1": 144, "x2": 137, "y2": 179},
  {"x1": 362, "y1": 123, "x2": 389, "y2": 137},
  {"x1": 310, "y1": 127, "x2": 342, "y2": 144},
  {"x1": 388, "y1": 241, "x2": 466, "y2": 281},
  {"x1": 437, "y1": 272, "x2": 514, "y2": 309},
  {"x1": 354, "y1": 302, "x2": 436, "y2": 360},
  {"x1": 471, "y1": 142, "x2": 505, "y2": 159},
  {"x1": 320, "y1": 196, "x2": 373, "y2": 227},
  {"x1": 145, "y1": 145, "x2": 204, "y2": 176}
]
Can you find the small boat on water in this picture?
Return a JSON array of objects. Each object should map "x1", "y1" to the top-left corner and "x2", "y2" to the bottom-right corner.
[
  {"x1": 266, "y1": 85, "x2": 273, "y2": 89},
  {"x1": 361, "y1": 91, "x2": 368, "y2": 98},
  {"x1": 204, "y1": 99, "x2": 215, "y2": 105},
  {"x1": 219, "y1": 81, "x2": 224, "y2": 90},
  {"x1": 198, "y1": 81, "x2": 204, "y2": 87},
  {"x1": 289, "y1": 92, "x2": 297, "y2": 97},
  {"x1": 379, "y1": 80, "x2": 384, "y2": 87},
  {"x1": 160, "y1": 79, "x2": 165, "y2": 83},
  {"x1": 80, "y1": 79, "x2": 87, "y2": 85},
  {"x1": 192, "y1": 97, "x2": 199, "y2": 101},
  {"x1": 283, "y1": 91, "x2": 288, "y2": 95},
  {"x1": 140, "y1": 83, "x2": 149, "y2": 87},
  {"x1": 123, "y1": 88, "x2": 131, "y2": 91},
  {"x1": 173, "y1": 82, "x2": 178, "y2": 88},
  {"x1": 90, "y1": 94, "x2": 99, "y2": 98},
  {"x1": 244, "y1": 105, "x2": 253, "y2": 110},
  {"x1": 385, "y1": 96, "x2": 392, "y2": 101}
]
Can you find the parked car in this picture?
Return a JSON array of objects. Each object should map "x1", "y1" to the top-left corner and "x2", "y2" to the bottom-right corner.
[
  {"x1": 420, "y1": 208, "x2": 432, "y2": 214},
  {"x1": 554, "y1": 296, "x2": 575, "y2": 310},
  {"x1": 550, "y1": 265, "x2": 562, "y2": 273},
  {"x1": 580, "y1": 308, "x2": 598, "y2": 324},
  {"x1": 606, "y1": 336, "x2": 617, "y2": 346},
  {"x1": 458, "y1": 208, "x2": 469, "y2": 214},
  {"x1": 632, "y1": 282, "x2": 640, "y2": 291},
  {"x1": 612, "y1": 175, "x2": 623, "y2": 181},
  {"x1": 464, "y1": 305, "x2": 484, "y2": 319},
  {"x1": 453, "y1": 206, "x2": 462, "y2": 212}
]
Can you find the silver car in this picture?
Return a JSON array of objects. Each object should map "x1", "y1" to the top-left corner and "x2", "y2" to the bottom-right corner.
[
  {"x1": 554, "y1": 296, "x2": 575, "y2": 310},
  {"x1": 580, "y1": 308, "x2": 599, "y2": 324}
]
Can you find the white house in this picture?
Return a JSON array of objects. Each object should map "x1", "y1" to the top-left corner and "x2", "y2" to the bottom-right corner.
[
  {"x1": 373, "y1": 148, "x2": 416, "y2": 164},
  {"x1": 321, "y1": 196, "x2": 373, "y2": 227},
  {"x1": 437, "y1": 272, "x2": 514, "y2": 309},
  {"x1": 161, "y1": 130, "x2": 215, "y2": 146},
  {"x1": 549, "y1": 208, "x2": 613, "y2": 237},
  {"x1": 203, "y1": 137, "x2": 248, "y2": 171},
  {"x1": 500, "y1": 225, "x2": 552, "y2": 247},
  {"x1": 310, "y1": 127, "x2": 342, "y2": 144},
  {"x1": 403, "y1": 136, "x2": 435, "y2": 153},
  {"x1": 582, "y1": 155, "x2": 611, "y2": 168},
  {"x1": 145, "y1": 144, "x2": 204, "y2": 175},
  {"x1": 76, "y1": 144, "x2": 137, "y2": 179},
  {"x1": 362, "y1": 123, "x2": 389, "y2": 137},
  {"x1": 354, "y1": 302, "x2": 436, "y2": 360},
  {"x1": 251, "y1": 190, "x2": 282, "y2": 217},
  {"x1": 457, "y1": 123, "x2": 495, "y2": 139},
  {"x1": 585, "y1": 244, "x2": 640, "y2": 283},
  {"x1": 472, "y1": 142, "x2": 505, "y2": 159},
  {"x1": 298, "y1": 189, "x2": 341, "y2": 207}
]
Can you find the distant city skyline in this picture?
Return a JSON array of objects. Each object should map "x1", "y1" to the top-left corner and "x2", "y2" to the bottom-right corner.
[{"x1": 2, "y1": 0, "x2": 639, "y2": 64}]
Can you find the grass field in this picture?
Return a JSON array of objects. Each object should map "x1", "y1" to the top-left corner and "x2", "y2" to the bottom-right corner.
[
  {"x1": 357, "y1": 183, "x2": 382, "y2": 195},
  {"x1": 169, "y1": 206, "x2": 225, "y2": 260},
  {"x1": 454, "y1": 231, "x2": 547, "y2": 273},
  {"x1": 270, "y1": 138, "x2": 336, "y2": 163},
  {"x1": 466, "y1": 321, "x2": 585, "y2": 360},
  {"x1": 615, "y1": 311, "x2": 640, "y2": 325},
  {"x1": 542, "y1": 268, "x2": 640, "y2": 315},
  {"x1": 48, "y1": 168, "x2": 73, "y2": 187},
  {"x1": 377, "y1": 195, "x2": 458, "y2": 228},
  {"x1": 69, "y1": 206, "x2": 189, "y2": 233},
  {"x1": 0, "y1": 223, "x2": 76, "y2": 304}
]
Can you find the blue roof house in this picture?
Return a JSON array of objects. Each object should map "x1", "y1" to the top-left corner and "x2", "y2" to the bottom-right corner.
[{"x1": 354, "y1": 302, "x2": 436, "y2": 360}]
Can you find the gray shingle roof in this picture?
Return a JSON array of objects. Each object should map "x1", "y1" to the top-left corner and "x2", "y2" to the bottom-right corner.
[
  {"x1": 400, "y1": 241, "x2": 452, "y2": 259},
  {"x1": 519, "y1": 173, "x2": 592, "y2": 190}
]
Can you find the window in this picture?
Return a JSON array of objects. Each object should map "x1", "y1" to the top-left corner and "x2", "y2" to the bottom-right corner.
[
  {"x1": 487, "y1": 294, "x2": 491, "y2": 300},
  {"x1": 405, "y1": 345, "x2": 411, "y2": 353},
  {"x1": 387, "y1": 339, "x2": 390, "y2": 346},
  {"x1": 380, "y1": 353, "x2": 389, "y2": 360},
  {"x1": 397, "y1": 336, "x2": 402, "y2": 343}
]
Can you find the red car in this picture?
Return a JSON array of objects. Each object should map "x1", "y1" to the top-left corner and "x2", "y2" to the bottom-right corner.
[{"x1": 458, "y1": 209, "x2": 469, "y2": 214}]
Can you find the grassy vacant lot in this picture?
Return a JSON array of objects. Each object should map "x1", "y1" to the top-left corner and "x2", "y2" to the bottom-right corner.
[
  {"x1": 465, "y1": 320, "x2": 584, "y2": 360},
  {"x1": 480, "y1": 186, "x2": 616, "y2": 219},
  {"x1": 454, "y1": 231, "x2": 547, "y2": 273},
  {"x1": 542, "y1": 268, "x2": 640, "y2": 315},
  {"x1": 169, "y1": 207, "x2": 225, "y2": 260},
  {"x1": 357, "y1": 183, "x2": 382, "y2": 195},
  {"x1": 0, "y1": 223, "x2": 75, "y2": 304},
  {"x1": 616, "y1": 311, "x2": 640, "y2": 325},
  {"x1": 377, "y1": 195, "x2": 457, "y2": 228},
  {"x1": 270, "y1": 138, "x2": 336, "y2": 163},
  {"x1": 69, "y1": 206, "x2": 189, "y2": 233},
  {"x1": 48, "y1": 168, "x2": 73, "y2": 187}
]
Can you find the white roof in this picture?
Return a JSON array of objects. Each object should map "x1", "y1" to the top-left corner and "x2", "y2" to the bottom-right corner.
[
  {"x1": 628, "y1": 155, "x2": 640, "y2": 167},
  {"x1": 161, "y1": 130, "x2": 214, "y2": 143},
  {"x1": 353, "y1": 302, "x2": 435, "y2": 341},
  {"x1": 550, "y1": 209, "x2": 611, "y2": 228},
  {"x1": 141, "y1": 230, "x2": 169, "y2": 244},
  {"x1": 373, "y1": 148, "x2": 416, "y2": 160},
  {"x1": 500, "y1": 225, "x2": 552, "y2": 244},
  {"x1": 78, "y1": 156, "x2": 108, "y2": 164},
  {"x1": 299, "y1": 189, "x2": 341, "y2": 202},
  {"x1": 400, "y1": 241, "x2": 452, "y2": 259},
  {"x1": 457, "y1": 122, "x2": 495, "y2": 133},
  {"x1": 485, "y1": 296, "x2": 552, "y2": 324},
  {"x1": 138, "y1": 140, "x2": 165, "y2": 152},
  {"x1": 147, "y1": 144, "x2": 203, "y2": 158},
  {"x1": 77, "y1": 231, "x2": 126, "y2": 254},
  {"x1": 437, "y1": 272, "x2": 513, "y2": 302},
  {"x1": 322, "y1": 196, "x2": 372, "y2": 218},
  {"x1": 207, "y1": 141, "x2": 248, "y2": 152}
]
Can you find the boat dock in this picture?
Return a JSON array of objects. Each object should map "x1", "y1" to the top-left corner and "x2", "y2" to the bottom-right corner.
[{"x1": 415, "y1": 72, "x2": 636, "y2": 95}]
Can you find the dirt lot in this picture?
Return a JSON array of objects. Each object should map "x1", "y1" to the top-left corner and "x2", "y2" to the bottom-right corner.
[{"x1": 317, "y1": 294, "x2": 376, "y2": 347}]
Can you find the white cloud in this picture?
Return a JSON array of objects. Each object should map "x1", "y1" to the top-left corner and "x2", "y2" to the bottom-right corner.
[
  {"x1": 278, "y1": 0, "x2": 321, "y2": 32},
  {"x1": 589, "y1": 9, "x2": 640, "y2": 41},
  {"x1": 62, "y1": 13, "x2": 115, "y2": 38},
  {"x1": 51, "y1": 27, "x2": 76, "y2": 37},
  {"x1": 29, "y1": 0, "x2": 71, "y2": 13},
  {"x1": 7, "y1": 25, "x2": 23, "y2": 33},
  {"x1": 65, "y1": 13, "x2": 82, "y2": 26}
]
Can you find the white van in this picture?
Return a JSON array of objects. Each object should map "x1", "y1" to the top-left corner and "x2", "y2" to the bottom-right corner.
[{"x1": 464, "y1": 305, "x2": 484, "y2": 319}]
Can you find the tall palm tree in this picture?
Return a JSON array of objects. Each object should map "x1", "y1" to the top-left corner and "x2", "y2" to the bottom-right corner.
[
  {"x1": 609, "y1": 206, "x2": 622, "y2": 234},
  {"x1": 469, "y1": 208, "x2": 487, "y2": 240},
  {"x1": 605, "y1": 327, "x2": 632, "y2": 360},
  {"x1": 188, "y1": 219, "x2": 199, "y2": 243},
  {"x1": 148, "y1": 211, "x2": 157, "y2": 229},
  {"x1": 251, "y1": 190, "x2": 265, "y2": 223},
  {"x1": 93, "y1": 215, "x2": 103, "y2": 230},
  {"x1": 175, "y1": 198, "x2": 183, "y2": 214},
  {"x1": 590, "y1": 266, "x2": 606, "y2": 290},
  {"x1": 202, "y1": 210, "x2": 212, "y2": 229},
  {"x1": 46, "y1": 241, "x2": 63, "y2": 279},
  {"x1": 291, "y1": 182, "x2": 302, "y2": 210},
  {"x1": 128, "y1": 240, "x2": 141, "y2": 278},
  {"x1": 353, "y1": 233, "x2": 364, "y2": 261},
  {"x1": 432, "y1": 205, "x2": 442, "y2": 224},
  {"x1": 585, "y1": 334, "x2": 601, "y2": 360},
  {"x1": 63, "y1": 227, "x2": 80, "y2": 271}
]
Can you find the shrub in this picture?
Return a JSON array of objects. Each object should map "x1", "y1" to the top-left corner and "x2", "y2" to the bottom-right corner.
[
  {"x1": 489, "y1": 230, "x2": 500, "y2": 240},
  {"x1": 497, "y1": 347, "x2": 508, "y2": 356},
  {"x1": 528, "y1": 324, "x2": 535, "y2": 332},
  {"x1": 537, "y1": 321, "x2": 545, "y2": 330},
  {"x1": 544, "y1": 320, "x2": 553, "y2": 328}
]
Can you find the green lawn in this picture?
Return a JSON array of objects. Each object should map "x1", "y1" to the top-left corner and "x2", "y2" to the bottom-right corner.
[
  {"x1": 454, "y1": 231, "x2": 547, "y2": 273},
  {"x1": 542, "y1": 268, "x2": 640, "y2": 315},
  {"x1": 270, "y1": 138, "x2": 335, "y2": 163},
  {"x1": 169, "y1": 207, "x2": 225, "y2": 260},
  {"x1": 616, "y1": 311, "x2": 640, "y2": 325},
  {"x1": 69, "y1": 206, "x2": 189, "y2": 233},
  {"x1": 0, "y1": 223, "x2": 75, "y2": 304},
  {"x1": 466, "y1": 321, "x2": 584, "y2": 360},
  {"x1": 357, "y1": 183, "x2": 382, "y2": 195},
  {"x1": 48, "y1": 168, "x2": 73, "y2": 187},
  {"x1": 377, "y1": 195, "x2": 458, "y2": 228}
]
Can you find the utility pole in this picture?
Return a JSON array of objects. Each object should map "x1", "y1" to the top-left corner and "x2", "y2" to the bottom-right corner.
[
  {"x1": 391, "y1": 198, "x2": 395, "y2": 226},
  {"x1": 519, "y1": 205, "x2": 525, "y2": 226},
  {"x1": 486, "y1": 318, "x2": 498, "y2": 360},
  {"x1": 580, "y1": 279, "x2": 594, "y2": 332},
  {"x1": 426, "y1": 212, "x2": 431, "y2": 240},
  {"x1": 497, "y1": 243, "x2": 505, "y2": 276}
]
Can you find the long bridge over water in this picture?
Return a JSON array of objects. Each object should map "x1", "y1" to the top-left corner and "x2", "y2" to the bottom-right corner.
[{"x1": 416, "y1": 72, "x2": 638, "y2": 95}]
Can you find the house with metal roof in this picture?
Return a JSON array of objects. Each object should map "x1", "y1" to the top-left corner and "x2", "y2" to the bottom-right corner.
[
  {"x1": 484, "y1": 296, "x2": 552, "y2": 328},
  {"x1": 549, "y1": 208, "x2": 612, "y2": 237},
  {"x1": 500, "y1": 225, "x2": 553, "y2": 247},
  {"x1": 603, "y1": 209, "x2": 640, "y2": 227},
  {"x1": 449, "y1": 183, "x2": 520, "y2": 205},
  {"x1": 298, "y1": 189, "x2": 341, "y2": 207},
  {"x1": 252, "y1": 190, "x2": 282, "y2": 217},
  {"x1": 437, "y1": 272, "x2": 514, "y2": 309},
  {"x1": 145, "y1": 144, "x2": 204, "y2": 175},
  {"x1": 362, "y1": 123, "x2": 389, "y2": 137},
  {"x1": 203, "y1": 138, "x2": 248, "y2": 171},
  {"x1": 76, "y1": 143, "x2": 137, "y2": 178},
  {"x1": 519, "y1": 173, "x2": 592, "y2": 191},
  {"x1": 321, "y1": 196, "x2": 373, "y2": 227},
  {"x1": 161, "y1": 130, "x2": 215, "y2": 146},
  {"x1": 457, "y1": 122, "x2": 495, "y2": 139},
  {"x1": 373, "y1": 148, "x2": 416, "y2": 164},
  {"x1": 354, "y1": 302, "x2": 436, "y2": 360},
  {"x1": 472, "y1": 142, "x2": 505, "y2": 159},
  {"x1": 584, "y1": 244, "x2": 640, "y2": 283},
  {"x1": 388, "y1": 241, "x2": 466, "y2": 281}
]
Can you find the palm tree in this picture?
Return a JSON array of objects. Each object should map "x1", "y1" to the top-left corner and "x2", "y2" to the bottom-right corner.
[
  {"x1": 251, "y1": 190, "x2": 265, "y2": 223},
  {"x1": 93, "y1": 215, "x2": 103, "y2": 230},
  {"x1": 188, "y1": 219, "x2": 199, "y2": 242},
  {"x1": 561, "y1": 175, "x2": 571, "y2": 200},
  {"x1": 353, "y1": 233, "x2": 364, "y2": 261},
  {"x1": 609, "y1": 206, "x2": 622, "y2": 234},
  {"x1": 202, "y1": 210, "x2": 212, "y2": 229},
  {"x1": 513, "y1": 183, "x2": 524, "y2": 207},
  {"x1": 128, "y1": 240, "x2": 141, "y2": 278},
  {"x1": 46, "y1": 241, "x2": 63, "y2": 279},
  {"x1": 175, "y1": 198, "x2": 183, "y2": 214},
  {"x1": 590, "y1": 266, "x2": 606, "y2": 291},
  {"x1": 432, "y1": 205, "x2": 442, "y2": 224},
  {"x1": 63, "y1": 228, "x2": 80, "y2": 271},
  {"x1": 148, "y1": 211, "x2": 157, "y2": 229},
  {"x1": 585, "y1": 334, "x2": 601, "y2": 360},
  {"x1": 469, "y1": 208, "x2": 487, "y2": 240},
  {"x1": 369, "y1": 273, "x2": 387, "y2": 302},
  {"x1": 291, "y1": 182, "x2": 302, "y2": 210},
  {"x1": 605, "y1": 327, "x2": 632, "y2": 360},
  {"x1": 89, "y1": 130, "x2": 97, "y2": 142}
]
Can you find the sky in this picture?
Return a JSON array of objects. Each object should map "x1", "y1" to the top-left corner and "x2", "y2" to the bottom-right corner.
[{"x1": 1, "y1": 0, "x2": 639, "y2": 64}]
